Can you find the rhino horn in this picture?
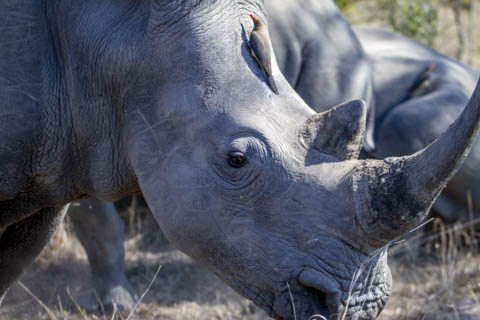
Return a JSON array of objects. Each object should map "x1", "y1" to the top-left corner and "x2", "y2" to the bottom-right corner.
[
  {"x1": 353, "y1": 78, "x2": 480, "y2": 246},
  {"x1": 300, "y1": 99, "x2": 367, "y2": 161}
]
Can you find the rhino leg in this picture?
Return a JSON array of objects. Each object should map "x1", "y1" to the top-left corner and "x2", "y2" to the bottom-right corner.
[
  {"x1": 0, "y1": 206, "x2": 67, "y2": 305},
  {"x1": 68, "y1": 198, "x2": 137, "y2": 310}
]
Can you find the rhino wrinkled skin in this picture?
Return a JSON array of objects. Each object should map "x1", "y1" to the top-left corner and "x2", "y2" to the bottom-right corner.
[{"x1": 1, "y1": 1, "x2": 480, "y2": 319}]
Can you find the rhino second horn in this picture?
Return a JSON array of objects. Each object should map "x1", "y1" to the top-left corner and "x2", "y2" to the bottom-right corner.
[
  {"x1": 354, "y1": 77, "x2": 480, "y2": 246},
  {"x1": 299, "y1": 99, "x2": 367, "y2": 161}
]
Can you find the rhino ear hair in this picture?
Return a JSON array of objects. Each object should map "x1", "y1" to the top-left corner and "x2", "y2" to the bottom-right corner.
[{"x1": 299, "y1": 99, "x2": 367, "y2": 160}]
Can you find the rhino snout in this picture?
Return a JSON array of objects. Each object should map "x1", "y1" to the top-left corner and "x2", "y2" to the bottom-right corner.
[{"x1": 297, "y1": 267, "x2": 391, "y2": 320}]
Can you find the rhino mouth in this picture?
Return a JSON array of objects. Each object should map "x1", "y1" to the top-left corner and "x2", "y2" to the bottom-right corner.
[
  {"x1": 295, "y1": 265, "x2": 391, "y2": 320},
  {"x1": 256, "y1": 262, "x2": 391, "y2": 320},
  {"x1": 267, "y1": 278, "x2": 330, "y2": 320},
  {"x1": 226, "y1": 262, "x2": 389, "y2": 320}
]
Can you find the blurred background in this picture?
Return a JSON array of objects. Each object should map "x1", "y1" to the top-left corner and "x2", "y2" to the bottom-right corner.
[{"x1": 337, "y1": 0, "x2": 480, "y2": 67}]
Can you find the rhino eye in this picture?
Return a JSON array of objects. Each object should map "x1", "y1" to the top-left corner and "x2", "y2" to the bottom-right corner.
[{"x1": 226, "y1": 151, "x2": 247, "y2": 168}]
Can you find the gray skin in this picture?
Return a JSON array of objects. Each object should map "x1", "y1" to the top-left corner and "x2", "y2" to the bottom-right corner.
[
  {"x1": 356, "y1": 26, "x2": 480, "y2": 223},
  {"x1": 2, "y1": 1, "x2": 480, "y2": 320},
  {"x1": 69, "y1": 0, "x2": 378, "y2": 311}
]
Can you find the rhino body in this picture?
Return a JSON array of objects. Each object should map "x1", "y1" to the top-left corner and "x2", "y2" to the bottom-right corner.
[
  {"x1": 266, "y1": 0, "x2": 376, "y2": 151},
  {"x1": 356, "y1": 27, "x2": 480, "y2": 222},
  {"x1": 2, "y1": 1, "x2": 480, "y2": 319}
]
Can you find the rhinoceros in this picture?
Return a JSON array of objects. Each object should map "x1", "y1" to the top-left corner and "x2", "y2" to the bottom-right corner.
[
  {"x1": 356, "y1": 26, "x2": 480, "y2": 223},
  {"x1": 2, "y1": 1, "x2": 480, "y2": 320},
  {"x1": 67, "y1": 0, "x2": 378, "y2": 310}
]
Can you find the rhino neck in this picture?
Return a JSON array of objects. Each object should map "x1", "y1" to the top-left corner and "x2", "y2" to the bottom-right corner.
[
  {"x1": 0, "y1": 2, "x2": 50, "y2": 202},
  {"x1": 41, "y1": 72, "x2": 140, "y2": 203},
  {"x1": 13, "y1": 3, "x2": 143, "y2": 205}
]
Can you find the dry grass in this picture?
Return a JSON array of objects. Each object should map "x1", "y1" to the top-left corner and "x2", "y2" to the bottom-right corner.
[
  {"x1": 0, "y1": 214, "x2": 266, "y2": 320},
  {"x1": 1, "y1": 209, "x2": 480, "y2": 320},
  {"x1": 378, "y1": 218, "x2": 480, "y2": 320}
]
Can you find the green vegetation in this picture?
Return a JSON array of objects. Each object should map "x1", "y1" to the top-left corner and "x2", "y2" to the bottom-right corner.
[
  {"x1": 334, "y1": 0, "x2": 356, "y2": 10},
  {"x1": 376, "y1": 0, "x2": 439, "y2": 46},
  {"x1": 336, "y1": 0, "x2": 479, "y2": 65}
]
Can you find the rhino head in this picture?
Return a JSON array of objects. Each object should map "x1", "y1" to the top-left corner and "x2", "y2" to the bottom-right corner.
[
  {"x1": 50, "y1": 1, "x2": 480, "y2": 319},
  {"x1": 128, "y1": 5, "x2": 480, "y2": 318}
]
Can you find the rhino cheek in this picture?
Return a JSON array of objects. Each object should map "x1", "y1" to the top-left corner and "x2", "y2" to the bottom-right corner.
[
  {"x1": 134, "y1": 164, "x2": 261, "y2": 271},
  {"x1": 138, "y1": 177, "x2": 215, "y2": 257}
]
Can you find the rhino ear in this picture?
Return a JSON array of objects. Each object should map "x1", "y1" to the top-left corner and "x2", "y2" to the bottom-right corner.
[{"x1": 299, "y1": 99, "x2": 367, "y2": 160}]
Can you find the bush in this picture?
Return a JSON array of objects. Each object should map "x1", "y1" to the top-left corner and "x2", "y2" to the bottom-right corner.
[
  {"x1": 335, "y1": 0, "x2": 356, "y2": 10},
  {"x1": 376, "y1": 0, "x2": 439, "y2": 46}
]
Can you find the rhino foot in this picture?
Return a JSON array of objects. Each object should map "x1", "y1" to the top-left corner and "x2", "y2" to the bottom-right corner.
[
  {"x1": 75, "y1": 282, "x2": 138, "y2": 313},
  {"x1": 100, "y1": 283, "x2": 138, "y2": 311}
]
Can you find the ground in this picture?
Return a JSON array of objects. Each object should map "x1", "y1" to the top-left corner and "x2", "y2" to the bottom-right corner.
[{"x1": 1, "y1": 210, "x2": 480, "y2": 320}]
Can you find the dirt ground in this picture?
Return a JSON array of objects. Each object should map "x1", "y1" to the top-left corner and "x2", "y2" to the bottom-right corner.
[
  {"x1": 0, "y1": 214, "x2": 261, "y2": 320},
  {"x1": 1, "y1": 211, "x2": 480, "y2": 320}
]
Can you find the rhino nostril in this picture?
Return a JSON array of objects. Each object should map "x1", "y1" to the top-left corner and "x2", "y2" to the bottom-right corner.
[
  {"x1": 305, "y1": 285, "x2": 326, "y2": 305},
  {"x1": 302, "y1": 285, "x2": 330, "y2": 319},
  {"x1": 298, "y1": 268, "x2": 339, "y2": 318}
]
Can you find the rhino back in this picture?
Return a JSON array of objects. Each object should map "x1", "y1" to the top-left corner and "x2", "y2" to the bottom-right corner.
[
  {"x1": 360, "y1": 26, "x2": 480, "y2": 218},
  {"x1": 267, "y1": 0, "x2": 374, "y2": 112},
  {"x1": 356, "y1": 26, "x2": 479, "y2": 121}
]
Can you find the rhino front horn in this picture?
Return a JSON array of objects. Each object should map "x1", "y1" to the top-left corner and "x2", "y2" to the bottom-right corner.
[
  {"x1": 299, "y1": 99, "x2": 367, "y2": 161},
  {"x1": 353, "y1": 77, "x2": 480, "y2": 246}
]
